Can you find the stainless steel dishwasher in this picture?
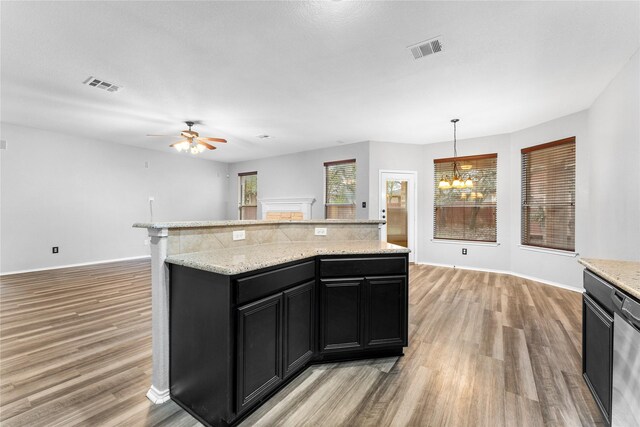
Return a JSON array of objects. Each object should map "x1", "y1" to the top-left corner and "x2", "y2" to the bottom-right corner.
[{"x1": 611, "y1": 289, "x2": 640, "y2": 427}]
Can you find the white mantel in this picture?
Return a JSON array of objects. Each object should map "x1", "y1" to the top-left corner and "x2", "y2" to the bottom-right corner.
[{"x1": 259, "y1": 197, "x2": 315, "y2": 220}]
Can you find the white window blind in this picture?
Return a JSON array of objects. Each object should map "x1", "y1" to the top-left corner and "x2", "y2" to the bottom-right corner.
[
  {"x1": 434, "y1": 154, "x2": 498, "y2": 242},
  {"x1": 521, "y1": 137, "x2": 575, "y2": 251},
  {"x1": 239, "y1": 172, "x2": 257, "y2": 220},
  {"x1": 324, "y1": 159, "x2": 356, "y2": 220}
]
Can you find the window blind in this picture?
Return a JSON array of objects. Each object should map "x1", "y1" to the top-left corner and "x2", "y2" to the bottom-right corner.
[
  {"x1": 324, "y1": 159, "x2": 356, "y2": 220},
  {"x1": 521, "y1": 137, "x2": 575, "y2": 251},
  {"x1": 434, "y1": 154, "x2": 497, "y2": 242},
  {"x1": 239, "y1": 172, "x2": 257, "y2": 220}
]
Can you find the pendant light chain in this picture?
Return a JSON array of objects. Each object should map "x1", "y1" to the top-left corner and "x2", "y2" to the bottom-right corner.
[{"x1": 453, "y1": 119, "x2": 458, "y2": 159}]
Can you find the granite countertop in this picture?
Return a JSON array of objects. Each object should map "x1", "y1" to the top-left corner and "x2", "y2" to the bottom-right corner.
[
  {"x1": 579, "y1": 258, "x2": 640, "y2": 300},
  {"x1": 166, "y1": 240, "x2": 410, "y2": 275},
  {"x1": 134, "y1": 219, "x2": 385, "y2": 229}
]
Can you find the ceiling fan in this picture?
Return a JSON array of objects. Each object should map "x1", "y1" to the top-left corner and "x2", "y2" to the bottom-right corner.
[{"x1": 147, "y1": 121, "x2": 227, "y2": 154}]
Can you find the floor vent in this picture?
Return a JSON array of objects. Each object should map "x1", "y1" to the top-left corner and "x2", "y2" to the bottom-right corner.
[
  {"x1": 82, "y1": 76, "x2": 121, "y2": 92},
  {"x1": 409, "y1": 37, "x2": 444, "y2": 60}
]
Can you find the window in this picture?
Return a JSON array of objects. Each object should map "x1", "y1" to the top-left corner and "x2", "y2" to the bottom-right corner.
[
  {"x1": 239, "y1": 172, "x2": 257, "y2": 220},
  {"x1": 324, "y1": 159, "x2": 356, "y2": 219},
  {"x1": 521, "y1": 137, "x2": 575, "y2": 251},
  {"x1": 434, "y1": 154, "x2": 497, "y2": 242}
]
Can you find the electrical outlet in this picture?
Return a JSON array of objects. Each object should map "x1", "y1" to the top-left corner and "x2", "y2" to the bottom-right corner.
[
  {"x1": 315, "y1": 227, "x2": 327, "y2": 236},
  {"x1": 148, "y1": 196, "x2": 154, "y2": 202},
  {"x1": 362, "y1": 202, "x2": 367, "y2": 208},
  {"x1": 462, "y1": 248, "x2": 468, "y2": 255},
  {"x1": 52, "y1": 246, "x2": 59, "y2": 254},
  {"x1": 233, "y1": 230, "x2": 246, "y2": 241}
]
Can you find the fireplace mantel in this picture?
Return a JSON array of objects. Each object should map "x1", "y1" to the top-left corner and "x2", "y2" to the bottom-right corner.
[{"x1": 259, "y1": 197, "x2": 316, "y2": 220}]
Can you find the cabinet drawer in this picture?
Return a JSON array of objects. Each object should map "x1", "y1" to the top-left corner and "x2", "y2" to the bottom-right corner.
[
  {"x1": 319, "y1": 257, "x2": 406, "y2": 278},
  {"x1": 236, "y1": 261, "x2": 315, "y2": 305},
  {"x1": 584, "y1": 270, "x2": 614, "y2": 314}
]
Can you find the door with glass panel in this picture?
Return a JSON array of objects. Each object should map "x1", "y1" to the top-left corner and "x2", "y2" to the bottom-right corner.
[
  {"x1": 379, "y1": 171, "x2": 416, "y2": 262},
  {"x1": 239, "y1": 172, "x2": 258, "y2": 220}
]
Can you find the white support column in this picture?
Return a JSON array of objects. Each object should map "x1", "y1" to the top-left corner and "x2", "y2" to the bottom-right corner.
[{"x1": 146, "y1": 227, "x2": 171, "y2": 404}]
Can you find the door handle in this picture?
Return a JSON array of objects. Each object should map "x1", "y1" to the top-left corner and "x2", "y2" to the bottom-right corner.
[
  {"x1": 622, "y1": 299, "x2": 640, "y2": 328},
  {"x1": 612, "y1": 290, "x2": 625, "y2": 311}
]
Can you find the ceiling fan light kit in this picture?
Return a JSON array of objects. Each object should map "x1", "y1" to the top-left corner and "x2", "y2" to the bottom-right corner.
[{"x1": 148, "y1": 121, "x2": 227, "y2": 155}]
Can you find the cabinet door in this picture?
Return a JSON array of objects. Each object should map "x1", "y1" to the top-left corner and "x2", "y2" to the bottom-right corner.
[
  {"x1": 365, "y1": 276, "x2": 407, "y2": 348},
  {"x1": 582, "y1": 293, "x2": 613, "y2": 423},
  {"x1": 320, "y1": 278, "x2": 364, "y2": 352},
  {"x1": 283, "y1": 281, "x2": 315, "y2": 378},
  {"x1": 236, "y1": 293, "x2": 282, "y2": 413}
]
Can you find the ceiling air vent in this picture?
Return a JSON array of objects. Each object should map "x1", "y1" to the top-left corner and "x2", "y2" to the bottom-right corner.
[
  {"x1": 409, "y1": 36, "x2": 443, "y2": 60},
  {"x1": 82, "y1": 76, "x2": 121, "y2": 92}
]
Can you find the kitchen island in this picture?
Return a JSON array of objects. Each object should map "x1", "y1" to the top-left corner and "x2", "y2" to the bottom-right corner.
[
  {"x1": 133, "y1": 219, "x2": 406, "y2": 410},
  {"x1": 167, "y1": 240, "x2": 409, "y2": 426}
]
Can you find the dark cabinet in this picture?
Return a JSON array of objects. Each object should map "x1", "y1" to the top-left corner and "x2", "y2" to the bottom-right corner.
[
  {"x1": 283, "y1": 281, "x2": 315, "y2": 378},
  {"x1": 583, "y1": 293, "x2": 613, "y2": 424},
  {"x1": 366, "y1": 276, "x2": 407, "y2": 348},
  {"x1": 236, "y1": 293, "x2": 283, "y2": 413},
  {"x1": 320, "y1": 278, "x2": 364, "y2": 352},
  {"x1": 319, "y1": 258, "x2": 409, "y2": 355},
  {"x1": 237, "y1": 280, "x2": 316, "y2": 412},
  {"x1": 170, "y1": 253, "x2": 408, "y2": 426}
]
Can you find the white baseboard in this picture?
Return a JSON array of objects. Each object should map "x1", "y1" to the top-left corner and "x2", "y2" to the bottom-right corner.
[
  {"x1": 0, "y1": 255, "x2": 151, "y2": 276},
  {"x1": 415, "y1": 262, "x2": 582, "y2": 293},
  {"x1": 146, "y1": 385, "x2": 171, "y2": 404}
]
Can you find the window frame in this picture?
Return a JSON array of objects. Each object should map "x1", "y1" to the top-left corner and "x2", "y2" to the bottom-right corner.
[
  {"x1": 520, "y1": 136, "x2": 576, "y2": 252},
  {"x1": 433, "y1": 153, "x2": 498, "y2": 243},
  {"x1": 324, "y1": 159, "x2": 357, "y2": 220},
  {"x1": 238, "y1": 171, "x2": 258, "y2": 220}
]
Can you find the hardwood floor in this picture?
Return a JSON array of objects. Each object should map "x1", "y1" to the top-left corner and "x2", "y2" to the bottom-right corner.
[{"x1": 1, "y1": 261, "x2": 604, "y2": 426}]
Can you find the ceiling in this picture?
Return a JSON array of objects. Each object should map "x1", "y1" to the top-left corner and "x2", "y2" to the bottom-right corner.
[{"x1": 1, "y1": 1, "x2": 638, "y2": 163}]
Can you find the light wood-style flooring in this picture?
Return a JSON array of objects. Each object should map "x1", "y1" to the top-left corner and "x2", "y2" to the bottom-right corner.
[{"x1": 1, "y1": 260, "x2": 604, "y2": 426}]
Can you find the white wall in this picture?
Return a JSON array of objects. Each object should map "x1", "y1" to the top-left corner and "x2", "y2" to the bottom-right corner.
[
  {"x1": 586, "y1": 49, "x2": 640, "y2": 261},
  {"x1": 226, "y1": 142, "x2": 370, "y2": 220},
  {"x1": 508, "y1": 111, "x2": 589, "y2": 288},
  {"x1": 421, "y1": 134, "x2": 513, "y2": 272},
  {"x1": 0, "y1": 124, "x2": 229, "y2": 273}
]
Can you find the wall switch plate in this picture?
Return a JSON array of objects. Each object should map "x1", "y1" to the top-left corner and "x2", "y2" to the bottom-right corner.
[
  {"x1": 52, "y1": 246, "x2": 59, "y2": 254},
  {"x1": 315, "y1": 227, "x2": 327, "y2": 236},
  {"x1": 462, "y1": 248, "x2": 468, "y2": 255},
  {"x1": 233, "y1": 230, "x2": 246, "y2": 241}
]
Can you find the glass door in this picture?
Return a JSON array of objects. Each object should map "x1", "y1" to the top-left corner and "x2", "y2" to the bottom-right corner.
[{"x1": 379, "y1": 171, "x2": 416, "y2": 262}]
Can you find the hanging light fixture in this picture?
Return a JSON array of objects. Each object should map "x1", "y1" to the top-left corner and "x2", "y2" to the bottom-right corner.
[{"x1": 438, "y1": 119, "x2": 474, "y2": 190}]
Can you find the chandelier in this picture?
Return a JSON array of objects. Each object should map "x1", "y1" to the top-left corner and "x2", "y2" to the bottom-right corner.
[{"x1": 438, "y1": 119, "x2": 473, "y2": 190}]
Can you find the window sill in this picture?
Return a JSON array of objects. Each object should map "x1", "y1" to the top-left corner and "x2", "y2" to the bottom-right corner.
[
  {"x1": 518, "y1": 245, "x2": 578, "y2": 257},
  {"x1": 431, "y1": 239, "x2": 500, "y2": 247}
]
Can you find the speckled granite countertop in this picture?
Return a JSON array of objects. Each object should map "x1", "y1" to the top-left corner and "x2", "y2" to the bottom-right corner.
[
  {"x1": 166, "y1": 241, "x2": 410, "y2": 275},
  {"x1": 579, "y1": 258, "x2": 640, "y2": 300},
  {"x1": 134, "y1": 219, "x2": 385, "y2": 229}
]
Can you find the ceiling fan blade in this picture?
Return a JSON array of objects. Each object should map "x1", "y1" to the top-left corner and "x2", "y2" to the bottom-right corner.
[
  {"x1": 198, "y1": 137, "x2": 227, "y2": 143},
  {"x1": 169, "y1": 139, "x2": 189, "y2": 147},
  {"x1": 198, "y1": 141, "x2": 217, "y2": 150}
]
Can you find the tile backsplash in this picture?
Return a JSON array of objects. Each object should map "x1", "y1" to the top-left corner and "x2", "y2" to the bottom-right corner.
[{"x1": 167, "y1": 223, "x2": 380, "y2": 255}]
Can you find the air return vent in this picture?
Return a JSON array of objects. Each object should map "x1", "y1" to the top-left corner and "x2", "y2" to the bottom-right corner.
[
  {"x1": 82, "y1": 76, "x2": 121, "y2": 92},
  {"x1": 409, "y1": 36, "x2": 443, "y2": 60}
]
